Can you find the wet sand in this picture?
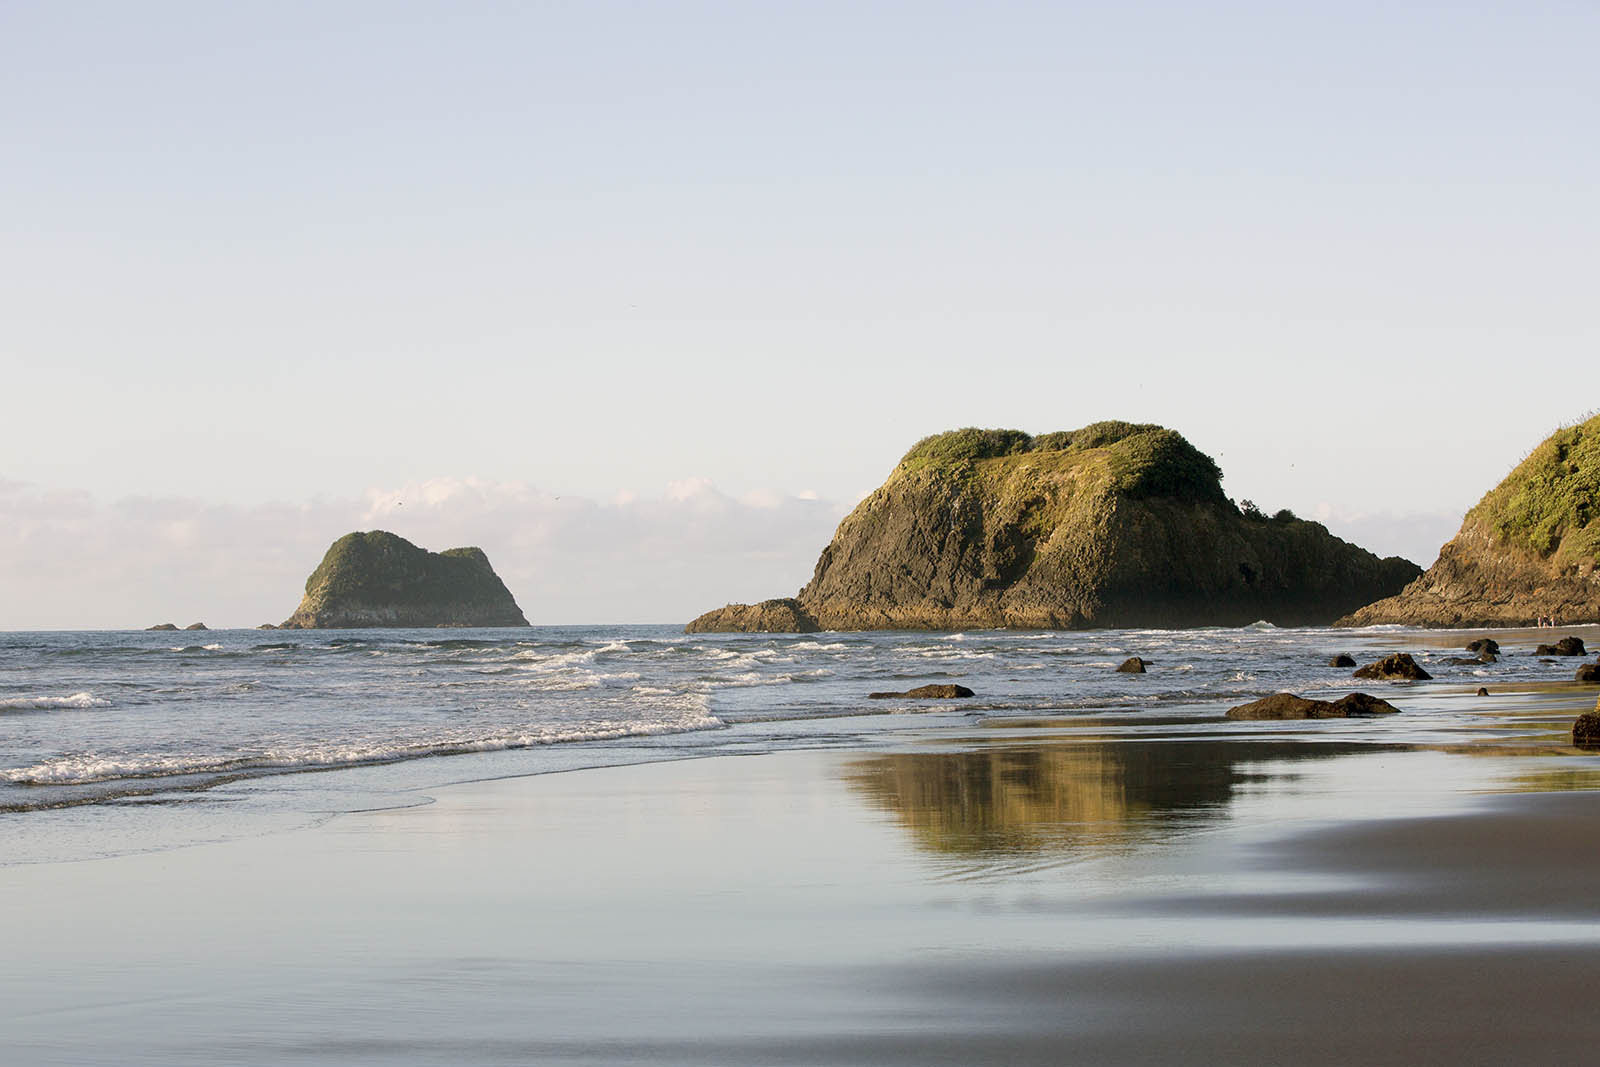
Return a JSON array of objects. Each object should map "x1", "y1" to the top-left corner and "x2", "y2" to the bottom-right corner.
[{"x1": 5, "y1": 710, "x2": 1600, "y2": 1064}]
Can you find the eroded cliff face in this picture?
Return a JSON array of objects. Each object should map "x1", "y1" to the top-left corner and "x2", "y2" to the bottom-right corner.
[
  {"x1": 281, "y1": 531, "x2": 529, "y2": 629},
  {"x1": 1341, "y1": 417, "x2": 1600, "y2": 626},
  {"x1": 688, "y1": 424, "x2": 1418, "y2": 633}
]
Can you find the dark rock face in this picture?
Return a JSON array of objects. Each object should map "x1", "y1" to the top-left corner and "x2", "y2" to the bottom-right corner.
[
  {"x1": 1352, "y1": 653, "x2": 1432, "y2": 681},
  {"x1": 686, "y1": 598, "x2": 819, "y2": 634},
  {"x1": 689, "y1": 423, "x2": 1418, "y2": 632},
  {"x1": 1116, "y1": 657, "x2": 1148, "y2": 673},
  {"x1": 1574, "y1": 711, "x2": 1600, "y2": 747},
  {"x1": 1329, "y1": 654, "x2": 1357, "y2": 668},
  {"x1": 1226, "y1": 691, "x2": 1402, "y2": 720},
  {"x1": 867, "y1": 684, "x2": 975, "y2": 699},
  {"x1": 146, "y1": 623, "x2": 179, "y2": 631},
  {"x1": 1575, "y1": 663, "x2": 1600, "y2": 683},
  {"x1": 1341, "y1": 415, "x2": 1600, "y2": 627},
  {"x1": 1466, "y1": 638, "x2": 1500, "y2": 655},
  {"x1": 280, "y1": 531, "x2": 528, "y2": 629},
  {"x1": 1535, "y1": 637, "x2": 1586, "y2": 656}
]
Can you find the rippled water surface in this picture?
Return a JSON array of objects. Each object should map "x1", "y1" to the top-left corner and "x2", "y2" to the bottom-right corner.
[{"x1": 0, "y1": 623, "x2": 1587, "y2": 862}]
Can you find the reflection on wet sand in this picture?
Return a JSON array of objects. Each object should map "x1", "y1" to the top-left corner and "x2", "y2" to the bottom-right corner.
[{"x1": 844, "y1": 740, "x2": 1404, "y2": 858}]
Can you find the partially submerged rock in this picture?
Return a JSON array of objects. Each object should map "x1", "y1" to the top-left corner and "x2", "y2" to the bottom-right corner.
[
  {"x1": 1466, "y1": 638, "x2": 1500, "y2": 656},
  {"x1": 1574, "y1": 710, "x2": 1600, "y2": 747},
  {"x1": 1226, "y1": 691, "x2": 1402, "y2": 720},
  {"x1": 1328, "y1": 654, "x2": 1357, "y2": 668},
  {"x1": 1341, "y1": 414, "x2": 1600, "y2": 627},
  {"x1": 867, "y1": 684, "x2": 975, "y2": 699},
  {"x1": 183, "y1": 622, "x2": 208, "y2": 631},
  {"x1": 1576, "y1": 663, "x2": 1600, "y2": 683},
  {"x1": 686, "y1": 598, "x2": 819, "y2": 634},
  {"x1": 1476, "y1": 687, "x2": 1490, "y2": 696},
  {"x1": 281, "y1": 531, "x2": 528, "y2": 629},
  {"x1": 146, "y1": 623, "x2": 179, "y2": 631},
  {"x1": 1116, "y1": 657, "x2": 1148, "y2": 674},
  {"x1": 1352, "y1": 653, "x2": 1432, "y2": 681},
  {"x1": 1535, "y1": 636, "x2": 1586, "y2": 657},
  {"x1": 689, "y1": 423, "x2": 1418, "y2": 632}
]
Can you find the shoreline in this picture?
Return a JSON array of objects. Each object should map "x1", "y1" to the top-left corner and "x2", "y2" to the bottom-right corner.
[{"x1": 6, "y1": 707, "x2": 1600, "y2": 1063}]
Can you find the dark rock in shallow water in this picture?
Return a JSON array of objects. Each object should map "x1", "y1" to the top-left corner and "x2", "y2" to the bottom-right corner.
[
  {"x1": 1328, "y1": 654, "x2": 1357, "y2": 668},
  {"x1": 686, "y1": 598, "x2": 819, "y2": 634},
  {"x1": 1477, "y1": 687, "x2": 1490, "y2": 696},
  {"x1": 688, "y1": 422, "x2": 1417, "y2": 632},
  {"x1": 184, "y1": 622, "x2": 208, "y2": 631},
  {"x1": 1444, "y1": 653, "x2": 1496, "y2": 665},
  {"x1": 1352, "y1": 652, "x2": 1432, "y2": 681},
  {"x1": 146, "y1": 623, "x2": 179, "y2": 631},
  {"x1": 1535, "y1": 636, "x2": 1586, "y2": 657},
  {"x1": 280, "y1": 531, "x2": 528, "y2": 629},
  {"x1": 1575, "y1": 663, "x2": 1600, "y2": 683},
  {"x1": 1226, "y1": 691, "x2": 1401, "y2": 720},
  {"x1": 1574, "y1": 711, "x2": 1600, "y2": 747},
  {"x1": 1466, "y1": 638, "x2": 1500, "y2": 655},
  {"x1": 1116, "y1": 657, "x2": 1148, "y2": 674},
  {"x1": 867, "y1": 684, "x2": 975, "y2": 699}
]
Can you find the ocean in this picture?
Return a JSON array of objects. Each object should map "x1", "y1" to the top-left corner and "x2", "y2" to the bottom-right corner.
[{"x1": 0, "y1": 624, "x2": 1552, "y2": 865}]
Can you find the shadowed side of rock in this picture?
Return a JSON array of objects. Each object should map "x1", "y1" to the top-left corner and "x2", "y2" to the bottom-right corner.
[
  {"x1": 688, "y1": 423, "x2": 1418, "y2": 633},
  {"x1": 281, "y1": 531, "x2": 529, "y2": 629}
]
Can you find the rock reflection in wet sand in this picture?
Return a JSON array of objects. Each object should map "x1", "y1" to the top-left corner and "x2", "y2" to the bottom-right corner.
[{"x1": 844, "y1": 740, "x2": 1405, "y2": 858}]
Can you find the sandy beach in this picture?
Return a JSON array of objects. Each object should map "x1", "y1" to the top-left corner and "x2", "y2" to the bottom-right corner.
[{"x1": 6, "y1": 669, "x2": 1600, "y2": 1065}]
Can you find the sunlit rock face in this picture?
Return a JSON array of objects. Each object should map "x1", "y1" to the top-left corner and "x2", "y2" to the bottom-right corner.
[{"x1": 690, "y1": 423, "x2": 1418, "y2": 633}]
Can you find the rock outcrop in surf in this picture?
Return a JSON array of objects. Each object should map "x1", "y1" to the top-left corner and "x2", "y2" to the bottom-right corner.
[
  {"x1": 1341, "y1": 414, "x2": 1600, "y2": 627},
  {"x1": 687, "y1": 423, "x2": 1419, "y2": 632},
  {"x1": 280, "y1": 531, "x2": 528, "y2": 629}
]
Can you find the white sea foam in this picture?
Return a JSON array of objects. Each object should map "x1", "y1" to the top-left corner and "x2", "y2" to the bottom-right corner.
[
  {"x1": 0, "y1": 692, "x2": 108, "y2": 711},
  {"x1": 3, "y1": 708, "x2": 725, "y2": 786}
]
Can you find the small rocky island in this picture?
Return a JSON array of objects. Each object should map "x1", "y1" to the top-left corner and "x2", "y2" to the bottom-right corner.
[
  {"x1": 688, "y1": 423, "x2": 1420, "y2": 632},
  {"x1": 280, "y1": 530, "x2": 528, "y2": 629},
  {"x1": 1341, "y1": 414, "x2": 1600, "y2": 627}
]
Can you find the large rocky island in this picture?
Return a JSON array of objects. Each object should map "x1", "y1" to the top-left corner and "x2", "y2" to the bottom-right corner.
[
  {"x1": 281, "y1": 531, "x2": 529, "y2": 629},
  {"x1": 1341, "y1": 414, "x2": 1600, "y2": 627},
  {"x1": 688, "y1": 423, "x2": 1420, "y2": 632}
]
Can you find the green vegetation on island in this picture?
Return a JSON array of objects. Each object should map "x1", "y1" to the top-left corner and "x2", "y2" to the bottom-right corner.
[
  {"x1": 1342, "y1": 413, "x2": 1600, "y2": 627},
  {"x1": 281, "y1": 530, "x2": 529, "y2": 629},
  {"x1": 688, "y1": 422, "x2": 1419, "y2": 632}
]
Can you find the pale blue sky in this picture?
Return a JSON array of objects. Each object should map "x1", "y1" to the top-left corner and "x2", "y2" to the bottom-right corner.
[{"x1": 3, "y1": 2, "x2": 1596, "y2": 625}]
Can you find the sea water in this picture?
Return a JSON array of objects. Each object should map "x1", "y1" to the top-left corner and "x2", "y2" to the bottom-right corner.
[{"x1": 0, "y1": 624, "x2": 1557, "y2": 864}]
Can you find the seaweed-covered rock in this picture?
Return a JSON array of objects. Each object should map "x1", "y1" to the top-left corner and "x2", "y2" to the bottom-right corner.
[
  {"x1": 1352, "y1": 653, "x2": 1432, "y2": 681},
  {"x1": 1226, "y1": 691, "x2": 1401, "y2": 720},
  {"x1": 690, "y1": 423, "x2": 1418, "y2": 632},
  {"x1": 1116, "y1": 657, "x2": 1149, "y2": 673},
  {"x1": 867, "y1": 684, "x2": 975, "y2": 699},
  {"x1": 1342, "y1": 414, "x2": 1600, "y2": 627},
  {"x1": 1328, "y1": 654, "x2": 1357, "y2": 668},
  {"x1": 280, "y1": 531, "x2": 528, "y2": 629},
  {"x1": 686, "y1": 598, "x2": 819, "y2": 634},
  {"x1": 1535, "y1": 636, "x2": 1586, "y2": 657},
  {"x1": 1575, "y1": 663, "x2": 1600, "y2": 683}
]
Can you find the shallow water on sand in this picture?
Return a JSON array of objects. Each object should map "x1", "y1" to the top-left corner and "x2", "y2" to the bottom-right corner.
[{"x1": 2, "y1": 623, "x2": 1597, "y2": 863}]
